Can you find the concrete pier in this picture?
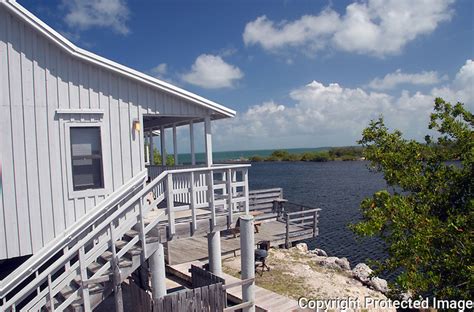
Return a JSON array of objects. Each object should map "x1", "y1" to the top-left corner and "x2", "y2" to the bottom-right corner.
[
  {"x1": 240, "y1": 215, "x2": 255, "y2": 312},
  {"x1": 149, "y1": 243, "x2": 167, "y2": 299},
  {"x1": 207, "y1": 231, "x2": 222, "y2": 276}
]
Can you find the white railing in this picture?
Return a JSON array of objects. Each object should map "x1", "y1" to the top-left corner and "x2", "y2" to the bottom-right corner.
[{"x1": 0, "y1": 164, "x2": 250, "y2": 312}]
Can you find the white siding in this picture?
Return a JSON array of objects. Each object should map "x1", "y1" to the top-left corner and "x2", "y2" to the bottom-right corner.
[{"x1": 0, "y1": 8, "x2": 209, "y2": 259}]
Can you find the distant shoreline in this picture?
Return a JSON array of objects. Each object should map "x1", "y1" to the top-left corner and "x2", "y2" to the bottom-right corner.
[
  {"x1": 174, "y1": 146, "x2": 365, "y2": 164},
  {"x1": 245, "y1": 147, "x2": 365, "y2": 163}
]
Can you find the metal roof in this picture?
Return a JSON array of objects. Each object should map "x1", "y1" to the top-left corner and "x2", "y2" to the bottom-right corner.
[{"x1": 0, "y1": 0, "x2": 236, "y2": 118}]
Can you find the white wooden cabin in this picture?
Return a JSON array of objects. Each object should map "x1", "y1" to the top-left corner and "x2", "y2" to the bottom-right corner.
[{"x1": 0, "y1": 1, "x2": 252, "y2": 310}]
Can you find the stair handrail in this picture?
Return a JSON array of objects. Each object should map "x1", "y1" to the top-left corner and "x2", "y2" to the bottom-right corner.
[
  {"x1": 0, "y1": 169, "x2": 169, "y2": 309},
  {"x1": 0, "y1": 170, "x2": 146, "y2": 297}
]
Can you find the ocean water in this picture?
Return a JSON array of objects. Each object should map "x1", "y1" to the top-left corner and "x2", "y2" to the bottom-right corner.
[{"x1": 247, "y1": 161, "x2": 389, "y2": 269}]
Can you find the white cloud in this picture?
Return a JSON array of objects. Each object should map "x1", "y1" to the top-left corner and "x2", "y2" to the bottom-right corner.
[
  {"x1": 62, "y1": 0, "x2": 130, "y2": 35},
  {"x1": 431, "y1": 60, "x2": 474, "y2": 106},
  {"x1": 214, "y1": 60, "x2": 473, "y2": 150},
  {"x1": 181, "y1": 54, "x2": 244, "y2": 89},
  {"x1": 151, "y1": 63, "x2": 168, "y2": 77},
  {"x1": 243, "y1": 0, "x2": 454, "y2": 57},
  {"x1": 368, "y1": 69, "x2": 445, "y2": 90},
  {"x1": 243, "y1": 10, "x2": 340, "y2": 51},
  {"x1": 453, "y1": 59, "x2": 474, "y2": 89}
]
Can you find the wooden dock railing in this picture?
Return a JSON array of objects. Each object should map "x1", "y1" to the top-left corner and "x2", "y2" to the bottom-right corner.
[
  {"x1": 283, "y1": 203, "x2": 321, "y2": 248},
  {"x1": 248, "y1": 188, "x2": 283, "y2": 220}
]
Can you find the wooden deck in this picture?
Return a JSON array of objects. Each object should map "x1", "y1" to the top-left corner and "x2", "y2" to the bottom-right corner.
[
  {"x1": 168, "y1": 261, "x2": 302, "y2": 312},
  {"x1": 166, "y1": 219, "x2": 314, "y2": 265}
]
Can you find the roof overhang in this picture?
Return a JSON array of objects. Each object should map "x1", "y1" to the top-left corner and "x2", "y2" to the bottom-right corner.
[{"x1": 0, "y1": 0, "x2": 236, "y2": 119}]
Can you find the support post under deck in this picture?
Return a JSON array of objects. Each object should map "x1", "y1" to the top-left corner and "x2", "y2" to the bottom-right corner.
[
  {"x1": 207, "y1": 231, "x2": 222, "y2": 276},
  {"x1": 149, "y1": 243, "x2": 167, "y2": 300},
  {"x1": 240, "y1": 215, "x2": 255, "y2": 312}
]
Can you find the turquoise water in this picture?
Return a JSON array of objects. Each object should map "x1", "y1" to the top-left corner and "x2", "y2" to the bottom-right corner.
[{"x1": 177, "y1": 147, "x2": 329, "y2": 164}]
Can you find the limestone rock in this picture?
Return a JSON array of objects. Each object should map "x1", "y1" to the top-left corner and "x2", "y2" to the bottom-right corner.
[
  {"x1": 335, "y1": 257, "x2": 351, "y2": 270},
  {"x1": 319, "y1": 257, "x2": 351, "y2": 271},
  {"x1": 368, "y1": 277, "x2": 389, "y2": 294},
  {"x1": 352, "y1": 263, "x2": 373, "y2": 283},
  {"x1": 309, "y1": 248, "x2": 328, "y2": 257},
  {"x1": 352, "y1": 263, "x2": 389, "y2": 294},
  {"x1": 295, "y1": 242, "x2": 308, "y2": 253}
]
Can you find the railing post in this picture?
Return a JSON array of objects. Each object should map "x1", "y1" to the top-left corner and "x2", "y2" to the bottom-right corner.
[
  {"x1": 226, "y1": 168, "x2": 233, "y2": 227},
  {"x1": 243, "y1": 169, "x2": 250, "y2": 214},
  {"x1": 166, "y1": 173, "x2": 175, "y2": 238},
  {"x1": 78, "y1": 246, "x2": 91, "y2": 312},
  {"x1": 47, "y1": 274, "x2": 55, "y2": 312},
  {"x1": 313, "y1": 211, "x2": 318, "y2": 237},
  {"x1": 63, "y1": 246, "x2": 70, "y2": 271},
  {"x1": 138, "y1": 198, "x2": 148, "y2": 260},
  {"x1": 207, "y1": 170, "x2": 216, "y2": 230},
  {"x1": 190, "y1": 171, "x2": 197, "y2": 235},
  {"x1": 285, "y1": 214, "x2": 290, "y2": 249},
  {"x1": 240, "y1": 215, "x2": 255, "y2": 312},
  {"x1": 109, "y1": 223, "x2": 124, "y2": 312}
]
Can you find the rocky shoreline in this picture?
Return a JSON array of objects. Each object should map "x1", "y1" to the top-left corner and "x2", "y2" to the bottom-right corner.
[
  {"x1": 300, "y1": 243, "x2": 389, "y2": 294},
  {"x1": 223, "y1": 242, "x2": 395, "y2": 312}
]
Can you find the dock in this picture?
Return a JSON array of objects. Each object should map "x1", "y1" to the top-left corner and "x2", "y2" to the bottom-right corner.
[
  {"x1": 168, "y1": 261, "x2": 302, "y2": 312},
  {"x1": 166, "y1": 219, "x2": 314, "y2": 265}
]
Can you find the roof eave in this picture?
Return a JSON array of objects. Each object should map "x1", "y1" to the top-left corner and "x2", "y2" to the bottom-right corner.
[{"x1": 1, "y1": 0, "x2": 236, "y2": 119}]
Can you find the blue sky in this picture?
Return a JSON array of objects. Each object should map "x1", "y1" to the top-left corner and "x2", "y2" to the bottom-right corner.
[{"x1": 21, "y1": 0, "x2": 473, "y2": 151}]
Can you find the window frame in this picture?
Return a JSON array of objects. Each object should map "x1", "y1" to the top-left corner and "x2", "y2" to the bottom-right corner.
[{"x1": 64, "y1": 121, "x2": 110, "y2": 198}]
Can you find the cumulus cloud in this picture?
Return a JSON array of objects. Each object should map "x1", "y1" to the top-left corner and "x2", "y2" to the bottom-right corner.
[
  {"x1": 214, "y1": 60, "x2": 473, "y2": 150},
  {"x1": 368, "y1": 69, "x2": 446, "y2": 90},
  {"x1": 431, "y1": 59, "x2": 474, "y2": 106},
  {"x1": 182, "y1": 54, "x2": 244, "y2": 89},
  {"x1": 243, "y1": 10, "x2": 340, "y2": 51},
  {"x1": 62, "y1": 0, "x2": 130, "y2": 35},
  {"x1": 243, "y1": 0, "x2": 454, "y2": 57},
  {"x1": 151, "y1": 63, "x2": 168, "y2": 78}
]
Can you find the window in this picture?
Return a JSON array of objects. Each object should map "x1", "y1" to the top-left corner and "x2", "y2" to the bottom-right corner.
[{"x1": 70, "y1": 127, "x2": 104, "y2": 191}]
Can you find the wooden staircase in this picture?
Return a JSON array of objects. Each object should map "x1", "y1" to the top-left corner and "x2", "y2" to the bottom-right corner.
[
  {"x1": 55, "y1": 230, "x2": 161, "y2": 311},
  {"x1": 0, "y1": 164, "x2": 250, "y2": 312}
]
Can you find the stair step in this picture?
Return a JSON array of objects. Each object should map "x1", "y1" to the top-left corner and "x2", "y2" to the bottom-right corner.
[
  {"x1": 115, "y1": 239, "x2": 143, "y2": 256},
  {"x1": 123, "y1": 230, "x2": 159, "y2": 244},
  {"x1": 58, "y1": 284, "x2": 78, "y2": 301},
  {"x1": 56, "y1": 284, "x2": 86, "y2": 310},
  {"x1": 99, "y1": 251, "x2": 134, "y2": 265},
  {"x1": 72, "y1": 276, "x2": 106, "y2": 294},
  {"x1": 88, "y1": 257, "x2": 133, "y2": 274},
  {"x1": 56, "y1": 281, "x2": 97, "y2": 311}
]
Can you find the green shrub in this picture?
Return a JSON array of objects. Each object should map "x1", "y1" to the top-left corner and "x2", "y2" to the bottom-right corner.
[{"x1": 352, "y1": 98, "x2": 473, "y2": 300}]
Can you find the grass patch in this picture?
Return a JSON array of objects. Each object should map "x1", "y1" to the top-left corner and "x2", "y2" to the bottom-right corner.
[
  {"x1": 254, "y1": 267, "x2": 307, "y2": 300},
  {"x1": 223, "y1": 260, "x2": 308, "y2": 300}
]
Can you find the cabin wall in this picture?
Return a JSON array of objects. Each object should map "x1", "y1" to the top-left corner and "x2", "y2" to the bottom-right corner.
[{"x1": 0, "y1": 7, "x2": 208, "y2": 260}]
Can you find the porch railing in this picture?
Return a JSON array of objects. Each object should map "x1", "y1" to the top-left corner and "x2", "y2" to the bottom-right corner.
[
  {"x1": 282, "y1": 202, "x2": 321, "y2": 248},
  {"x1": 0, "y1": 164, "x2": 250, "y2": 312}
]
